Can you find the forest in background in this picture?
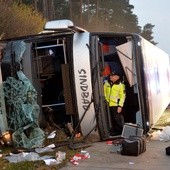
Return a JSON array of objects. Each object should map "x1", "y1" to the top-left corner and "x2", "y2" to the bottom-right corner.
[{"x1": 0, "y1": 0, "x2": 156, "y2": 44}]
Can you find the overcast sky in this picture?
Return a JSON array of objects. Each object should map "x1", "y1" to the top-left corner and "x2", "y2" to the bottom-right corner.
[{"x1": 130, "y1": 0, "x2": 170, "y2": 55}]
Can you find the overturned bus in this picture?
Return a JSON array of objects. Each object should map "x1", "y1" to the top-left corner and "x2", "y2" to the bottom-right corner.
[{"x1": 0, "y1": 20, "x2": 170, "y2": 147}]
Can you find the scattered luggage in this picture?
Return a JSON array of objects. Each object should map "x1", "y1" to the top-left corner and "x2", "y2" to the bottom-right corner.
[
  {"x1": 121, "y1": 123, "x2": 143, "y2": 138},
  {"x1": 120, "y1": 123, "x2": 146, "y2": 156},
  {"x1": 121, "y1": 135, "x2": 146, "y2": 156}
]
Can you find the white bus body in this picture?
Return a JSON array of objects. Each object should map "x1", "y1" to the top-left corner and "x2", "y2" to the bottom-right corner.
[{"x1": 0, "y1": 20, "x2": 170, "y2": 143}]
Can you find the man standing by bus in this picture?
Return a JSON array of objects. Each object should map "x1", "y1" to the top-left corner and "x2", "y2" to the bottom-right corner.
[{"x1": 104, "y1": 71, "x2": 126, "y2": 136}]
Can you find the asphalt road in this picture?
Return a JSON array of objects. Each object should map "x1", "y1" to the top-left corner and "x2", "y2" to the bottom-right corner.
[
  {"x1": 61, "y1": 109, "x2": 170, "y2": 170},
  {"x1": 60, "y1": 139, "x2": 170, "y2": 170}
]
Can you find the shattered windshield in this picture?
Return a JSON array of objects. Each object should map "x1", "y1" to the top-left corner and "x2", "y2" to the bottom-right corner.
[{"x1": 1, "y1": 41, "x2": 45, "y2": 148}]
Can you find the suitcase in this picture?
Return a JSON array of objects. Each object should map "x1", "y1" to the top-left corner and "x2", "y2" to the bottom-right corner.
[
  {"x1": 121, "y1": 136, "x2": 146, "y2": 156},
  {"x1": 121, "y1": 124, "x2": 143, "y2": 138}
]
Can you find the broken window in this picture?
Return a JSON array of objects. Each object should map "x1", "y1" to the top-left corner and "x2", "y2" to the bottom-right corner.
[{"x1": 1, "y1": 41, "x2": 45, "y2": 148}]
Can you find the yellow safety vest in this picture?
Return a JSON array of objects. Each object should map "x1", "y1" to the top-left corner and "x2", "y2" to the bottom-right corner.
[{"x1": 104, "y1": 81, "x2": 126, "y2": 107}]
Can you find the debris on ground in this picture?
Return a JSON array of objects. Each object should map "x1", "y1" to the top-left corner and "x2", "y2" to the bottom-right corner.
[
  {"x1": 0, "y1": 124, "x2": 92, "y2": 169},
  {"x1": 70, "y1": 150, "x2": 90, "y2": 165},
  {"x1": 35, "y1": 144, "x2": 55, "y2": 153},
  {"x1": 149, "y1": 126, "x2": 170, "y2": 141}
]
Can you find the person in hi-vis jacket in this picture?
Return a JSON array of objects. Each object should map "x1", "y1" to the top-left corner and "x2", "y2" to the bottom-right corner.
[{"x1": 104, "y1": 71, "x2": 126, "y2": 136}]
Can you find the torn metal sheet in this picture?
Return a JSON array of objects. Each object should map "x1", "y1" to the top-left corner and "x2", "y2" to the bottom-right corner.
[{"x1": 116, "y1": 41, "x2": 136, "y2": 87}]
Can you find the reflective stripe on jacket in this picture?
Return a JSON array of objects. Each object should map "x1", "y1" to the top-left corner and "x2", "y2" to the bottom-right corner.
[{"x1": 104, "y1": 81, "x2": 126, "y2": 107}]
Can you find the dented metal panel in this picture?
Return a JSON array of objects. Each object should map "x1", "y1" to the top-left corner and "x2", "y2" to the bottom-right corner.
[{"x1": 73, "y1": 32, "x2": 99, "y2": 138}]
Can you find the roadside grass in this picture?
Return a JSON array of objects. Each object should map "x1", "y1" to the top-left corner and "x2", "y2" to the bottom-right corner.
[
  {"x1": 0, "y1": 127, "x2": 83, "y2": 170},
  {"x1": 153, "y1": 108, "x2": 170, "y2": 128}
]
